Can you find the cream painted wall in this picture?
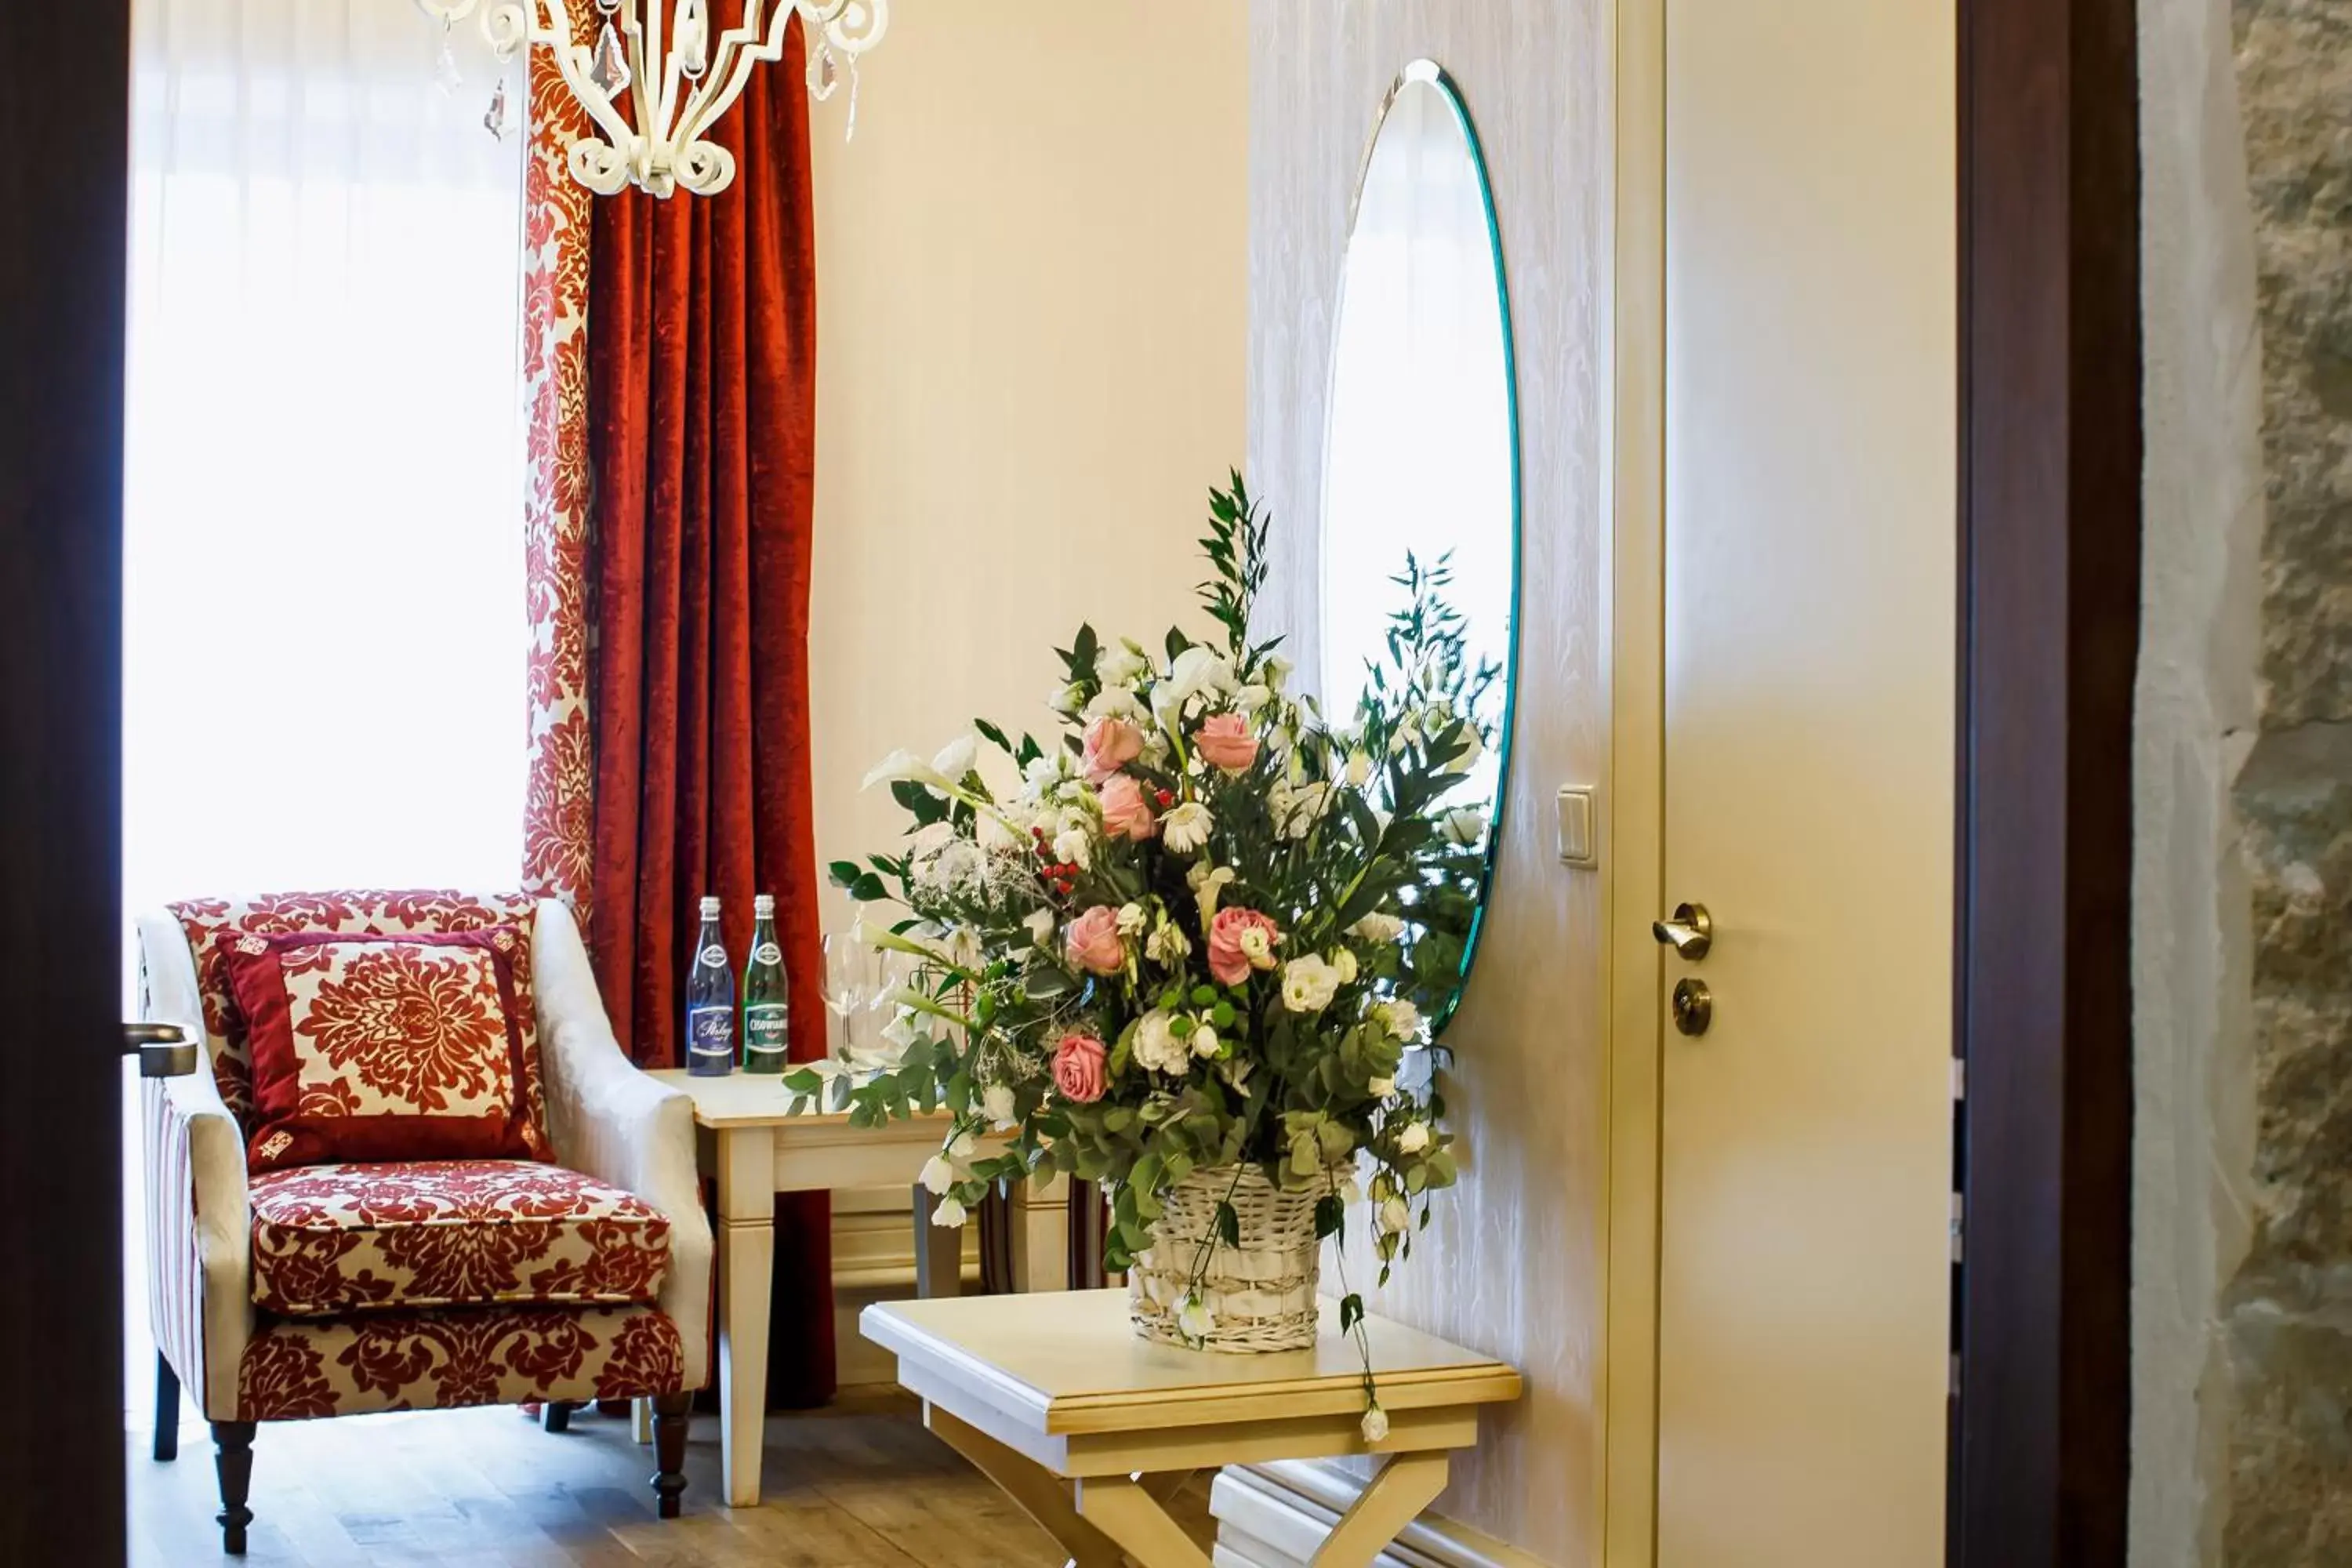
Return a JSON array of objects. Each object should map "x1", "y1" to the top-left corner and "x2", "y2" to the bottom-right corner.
[
  {"x1": 808, "y1": 3, "x2": 1248, "y2": 901},
  {"x1": 1250, "y1": 6, "x2": 1610, "y2": 1563}
]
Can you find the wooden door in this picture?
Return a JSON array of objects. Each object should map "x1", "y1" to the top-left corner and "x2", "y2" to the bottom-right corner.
[{"x1": 1653, "y1": 1, "x2": 1958, "y2": 1561}]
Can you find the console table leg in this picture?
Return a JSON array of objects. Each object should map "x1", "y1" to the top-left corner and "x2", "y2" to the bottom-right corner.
[
  {"x1": 925, "y1": 1404, "x2": 1125, "y2": 1568},
  {"x1": 717, "y1": 1126, "x2": 775, "y2": 1508},
  {"x1": 1309, "y1": 1450, "x2": 1450, "y2": 1568},
  {"x1": 1076, "y1": 1474, "x2": 1212, "y2": 1568}
]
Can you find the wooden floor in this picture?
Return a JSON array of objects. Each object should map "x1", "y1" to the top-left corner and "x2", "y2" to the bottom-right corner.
[{"x1": 128, "y1": 1389, "x2": 1214, "y2": 1566}]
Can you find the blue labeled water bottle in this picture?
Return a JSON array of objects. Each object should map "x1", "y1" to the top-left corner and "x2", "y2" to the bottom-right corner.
[{"x1": 685, "y1": 895, "x2": 735, "y2": 1076}]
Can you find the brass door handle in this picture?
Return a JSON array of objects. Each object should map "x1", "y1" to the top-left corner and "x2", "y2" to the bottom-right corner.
[
  {"x1": 123, "y1": 1022, "x2": 200, "y2": 1080},
  {"x1": 1651, "y1": 902, "x2": 1713, "y2": 961}
]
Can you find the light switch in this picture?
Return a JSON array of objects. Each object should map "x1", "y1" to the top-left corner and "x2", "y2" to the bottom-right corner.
[{"x1": 1556, "y1": 785, "x2": 1597, "y2": 868}]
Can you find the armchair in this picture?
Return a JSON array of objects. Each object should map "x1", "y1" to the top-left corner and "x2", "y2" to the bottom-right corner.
[{"x1": 137, "y1": 891, "x2": 713, "y2": 1554}]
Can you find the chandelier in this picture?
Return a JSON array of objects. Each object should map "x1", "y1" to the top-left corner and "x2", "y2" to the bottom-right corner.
[{"x1": 418, "y1": 1, "x2": 888, "y2": 198}]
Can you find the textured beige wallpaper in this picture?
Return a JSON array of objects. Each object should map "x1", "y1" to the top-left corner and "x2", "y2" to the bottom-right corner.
[
  {"x1": 1250, "y1": 5, "x2": 1611, "y2": 1561},
  {"x1": 808, "y1": 3, "x2": 1250, "y2": 903}
]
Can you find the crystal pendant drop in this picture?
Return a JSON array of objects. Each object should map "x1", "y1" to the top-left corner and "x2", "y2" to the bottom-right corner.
[
  {"x1": 483, "y1": 78, "x2": 510, "y2": 141},
  {"x1": 590, "y1": 20, "x2": 632, "y2": 96},
  {"x1": 434, "y1": 20, "x2": 462, "y2": 96},
  {"x1": 806, "y1": 40, "x2": 840, "y2": 102}
]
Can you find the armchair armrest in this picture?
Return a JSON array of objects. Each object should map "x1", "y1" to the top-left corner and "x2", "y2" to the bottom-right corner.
[
  {"x1": 136, "y1": 910, "x2": 252, "y2": 1421},
  {"x1": 534, "y1": 902, "x2": 714, "y2": 1388}
]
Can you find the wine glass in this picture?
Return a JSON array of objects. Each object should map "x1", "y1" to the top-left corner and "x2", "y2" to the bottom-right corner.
[{"x1": 821, "y1": 931, "x2": 874, "y2": 1064}]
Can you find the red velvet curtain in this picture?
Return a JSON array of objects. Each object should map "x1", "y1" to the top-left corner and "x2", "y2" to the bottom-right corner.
[{"x1": 584, "y1": 16, "x2": 832, "y2": 1407}]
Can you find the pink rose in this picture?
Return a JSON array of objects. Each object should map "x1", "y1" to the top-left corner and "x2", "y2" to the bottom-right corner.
[
  {"x1": 1052, "y1": 1033, "x2": 1108, "y2": 1103},
  {"x1": 1193, "y1": 712, "x2": 1260, "y2": 772},
  {"x1": 1083, "y1": 716, "x2": 1145, "y2": 782},
  {"x1": 1098, "y1": 775, "x2": 1160, "y2": 840},
  {"x1": 1064, "y1": 905, "x2": 1127, "y2": 976},
  {"x1": 1207, "y1": 906, "x2": 1280, "y2": 987}
]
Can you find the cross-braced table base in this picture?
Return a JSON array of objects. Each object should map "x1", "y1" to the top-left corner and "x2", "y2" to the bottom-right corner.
[{"x1": 927, "y1": 1404, "x2": 1452, "y2": 1568}]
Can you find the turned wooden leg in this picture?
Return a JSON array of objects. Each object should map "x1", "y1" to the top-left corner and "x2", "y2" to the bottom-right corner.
[
  {"x1": 153, "y1": 1352, "x2": 181, "y2": 1462},
  {"x1": 650, "y1": 1391, "x2": 691, "y2": 1519},
  {"x1": 541, "y1": 1399, "x2": 575, "y2": 1434},
  {"x1": 212, "y1": 1420, "x2": 256, "y2": 1555}
]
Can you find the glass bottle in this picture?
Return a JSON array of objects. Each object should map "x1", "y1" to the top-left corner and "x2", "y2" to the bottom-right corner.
[
  {"x1": 684, "y1": 895, "x2": 735, "y2": 1076},
  {"x1": 741, "y1": 894, "x2": 789, "y2": 1073}
]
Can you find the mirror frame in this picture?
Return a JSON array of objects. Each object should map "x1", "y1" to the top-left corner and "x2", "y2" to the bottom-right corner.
[{"x1": 1319, "y1": 56, "x2": 1523, "y2": 1034}]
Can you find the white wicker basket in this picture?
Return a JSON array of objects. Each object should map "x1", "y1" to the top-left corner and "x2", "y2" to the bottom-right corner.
[{"x1": 1129, "y1": 1163, "x2": 1324, "y2": 1353}]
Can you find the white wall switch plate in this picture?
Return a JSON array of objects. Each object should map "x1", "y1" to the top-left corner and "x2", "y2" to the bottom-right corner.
[{"x1": 1556, "y1": 785, "x2": 1598, "y2": 868}]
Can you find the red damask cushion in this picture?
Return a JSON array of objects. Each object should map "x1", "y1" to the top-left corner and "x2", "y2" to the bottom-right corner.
[
  {"x1": 226, "y1": 930, "x2": 546, "y2": 1171},
  {"x1": 248, "y1": 1160, "x2": 672, "y2": 1317}
]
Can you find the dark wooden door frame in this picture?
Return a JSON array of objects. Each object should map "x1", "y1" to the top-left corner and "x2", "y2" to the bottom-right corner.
[
  {"x1": 0, "y1": 3, "x2": 133, "y2": 1566},
  {"x1": 1952, "y1": 0, "x2": 2139, "y2": 1563}
]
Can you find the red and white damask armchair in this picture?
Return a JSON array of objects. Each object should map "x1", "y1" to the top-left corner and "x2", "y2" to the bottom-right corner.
[{"x1": 136, "y1": 891, "x2": 713, "y2": 1555}]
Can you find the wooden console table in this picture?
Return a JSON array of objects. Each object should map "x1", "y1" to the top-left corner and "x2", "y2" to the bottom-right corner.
[
  {"x1": 646, "y1": 1069, "x2": 1071, "y2": 1506},
  {"x1": 861, "y1": 1289, "x2": 1522, "y2": 1567}
]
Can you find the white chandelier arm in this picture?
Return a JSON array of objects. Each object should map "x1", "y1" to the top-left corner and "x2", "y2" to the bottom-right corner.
[
  {"x1": 673, "y1": 2, "x2": 795, "y2": 153},
  {"x1": 487, "y1": 2, "x2": 641, "y2": 180}
]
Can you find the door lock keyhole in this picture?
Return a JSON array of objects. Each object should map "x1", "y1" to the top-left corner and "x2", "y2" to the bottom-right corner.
[{"x1": 1672, "y1": 978, "x2": 1714, "y2": 1037}]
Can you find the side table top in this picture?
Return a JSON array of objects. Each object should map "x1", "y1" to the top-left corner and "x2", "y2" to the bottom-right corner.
[
  {"x1": 862, "y1": 1289, "x2": 1521, "y2": 1437},
  {"x1": 644, "y1": 1067, "x2": 953, "y2": 1131}
]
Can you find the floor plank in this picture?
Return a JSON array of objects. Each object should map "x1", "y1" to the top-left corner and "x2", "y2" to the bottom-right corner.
[{"x1": 129, "y1": 1389, "x2": 1214, "y2": 1566}]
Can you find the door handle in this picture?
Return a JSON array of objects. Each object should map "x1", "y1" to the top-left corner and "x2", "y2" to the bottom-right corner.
[
  {"x1": 1651, "y1": 902, "x2": 1713, "y2": 961},
  {"x1": 123, "y1": 1022, "x2": 201, "y2": 1080}
]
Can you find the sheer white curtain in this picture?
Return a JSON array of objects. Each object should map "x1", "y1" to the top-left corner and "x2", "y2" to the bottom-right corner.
[{"x1": 124, "y1": 0, "x2": 529, "y2": 917}]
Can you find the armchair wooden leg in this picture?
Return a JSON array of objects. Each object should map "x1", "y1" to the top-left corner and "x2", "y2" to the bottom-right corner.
[
  {"x1": 541, "y1": 1399, "x2": 575, "y2": 1434},
  {"x1": 212, "y1": 1420, "x2": 256, "y2": 1555},
  {"x1": 153, "y1": 1352, "x2": 181, "y2": 1462},
  {"x1": 650, "y1": 1391, "x2": 691, "y2": 1519}
]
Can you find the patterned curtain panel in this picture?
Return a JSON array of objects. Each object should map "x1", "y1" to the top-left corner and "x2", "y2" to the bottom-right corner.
[{"x1": 521, "y1": 16, "x2": 597, "y2": 913}]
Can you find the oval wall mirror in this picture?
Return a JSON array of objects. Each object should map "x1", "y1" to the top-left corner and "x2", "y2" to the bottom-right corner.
[{"x1": 1318, "y1": 58, "x2": 1518, "y2": 1033}]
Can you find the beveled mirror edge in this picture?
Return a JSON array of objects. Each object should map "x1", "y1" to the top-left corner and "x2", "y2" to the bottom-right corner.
[{"x1": 1316, "y1": 56, "x2": 1524, "y2": 1037}]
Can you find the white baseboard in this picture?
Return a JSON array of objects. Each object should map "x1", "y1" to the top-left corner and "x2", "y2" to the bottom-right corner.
[{"x1": 1209, "y1": 1460, "x2": 1551, "y2": 1568}]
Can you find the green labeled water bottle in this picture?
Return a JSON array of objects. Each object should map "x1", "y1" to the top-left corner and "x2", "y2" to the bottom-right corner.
[{"x1": 741, "y1": 893, "x2": 789, "y2": 1073}]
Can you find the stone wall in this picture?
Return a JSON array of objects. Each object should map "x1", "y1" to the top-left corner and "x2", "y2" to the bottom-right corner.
[
  {"x1": 2135, "y1": 1, "x2": 2352, "y2": 1563},
  {"x1": 2218, "y1": 2, "x2": 2352, "y2": 1557}
]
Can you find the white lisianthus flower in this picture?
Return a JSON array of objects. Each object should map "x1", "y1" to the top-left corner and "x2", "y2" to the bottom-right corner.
[
  {"x1": 1190, "y1": 1022, "x2": 1220, "y2": 1059},
  {"x1": 1377, "y1": 1196, "x2": 1411, "y2": 1235},
  {"x1": 1116, "y1": 902, "x2": 1149, "y2": 937},
  {"x1": 1282, "y1": 781, "x2": 1331, "y2": 840},
  {"x1": 1083, "y1": 684, "x2": 1142, "y2": 723},
  {"x1": 1446, "y1": 724, "x2": 1486, "y2": 775},
  {"x1": 1362, "y1": 1403, "x2": 1390, "y2": 1443},
  {"x1": 1442, "y1": 807, "x2": 1486, "y2": 847},
  {"x1": 1178, "y1": 1294, "x2": 1217, "y2": 1341},
  {"x1": 1367, "y1": 1076, "x2": 1396, "y2": 1099},
  {"x1": 1281, "y1": 955, "x2": 1341, "y2": 1013},
  {"x1": 1023, "y1": 908, "x2": 1055, "y2": 948},
  {"x1": 862, "y1": 749, "x2": 955, "y2": 793},
  {"x1": 1345, "y1": 749, "x2": 1374, "y2": 786},
  {"x1": 1023, "y1": 753, "x2": 1068, "y2": 794},
  {"x1": 1049, "y1": 683, "x2": 1087, "y2": 717},
  {"x1": 1374, "y1": 999, "x2": 1424, "y2": 1040},
  {"x1": 1232, "y1": 683, "x2": 1272, "y2": 717},
  {"x1": 1132, "y1": 1010, "x2": 1189, "y2": 1076},
  {"x1": 1349, "y1": 912, "x2": 1406, "y2": 944},
  {"x1": 932, "y1": 733, "x2": 978, "y2": 782},
  {"x1": 1330, "y1": 949, "x2": 1359, "y2": 985},
  {"x1": 1265, "y1": 655, "x2": 1294, "y2": 693},
  {"x1": 948, "y1": 1131, "x2": 978, "y2": 1160},
  {"x1": 1388, "y1": 721, "x2": 1421, "y2": 757},
  {"x1": 1167, "y1": 645, "x2": 1238, "y2": 705},
  {"x1": 930, "y1": 1196, "x2": 967, "y2": 1229},
  {"x1": 1053, "y1": 827, "x2": 1093, "y2": 872},
  {"x1": 920, "y1": 1155, "x2": 956, "y2": 1196},
  {"x1": 1238, "y1": 924, "x2": 1277, "y2": 967},
  {"x1": 1396, "y1": 1120, "x2": 1432, "y2": 1155},
  {"x1": 982, "y1": 1083, "x2": 1017, "y2": 1126},
  {"x1": 1145, "y1": 917, "x2": 1192, "y2": 965},
  {"x1": 1095, "y1": 642, "x2": 1151, "y2": 687},
  {"x1": 1188, "y1": 862, "x2": 1236, "y2": 926},
  {"x1": 1162, "y1": 800, "x2": 1214, "y2": 854}
]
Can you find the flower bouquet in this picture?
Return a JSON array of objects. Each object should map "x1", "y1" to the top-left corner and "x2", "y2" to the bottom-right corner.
[{"x1": 796, "y1": 474, "x2": 1498, "y2": 1425}]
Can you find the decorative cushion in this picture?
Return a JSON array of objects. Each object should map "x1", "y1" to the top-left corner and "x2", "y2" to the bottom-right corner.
[
  {"x1": 169, "y1": 890, "x2": 552, "y2": 1160},
  {"x1": 236, "y1": 1303, "x2": 684, "y2": 1422},
  {"x1": 248, "y1": 1160, "x2": 671, "y2": 1317},
  {"x1": 226, "y1": 930, "x2": 542, "y2": 1171}
]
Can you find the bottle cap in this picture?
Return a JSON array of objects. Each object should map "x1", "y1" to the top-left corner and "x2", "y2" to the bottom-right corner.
[
  {"x1": 699, "y1": 895, "x2": 721, "y2": 917},
  {"x1": 754, "y1": 894, "x2": 775, "y2": 916}
]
